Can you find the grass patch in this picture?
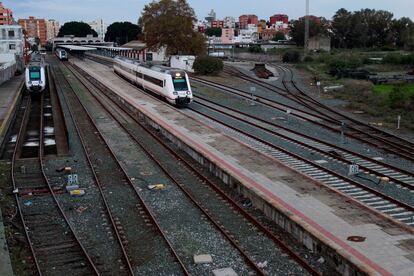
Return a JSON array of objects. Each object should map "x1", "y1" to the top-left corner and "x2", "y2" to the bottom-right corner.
[{"x1": 373, "y1": 83, "x2": 414, "y2": 95}]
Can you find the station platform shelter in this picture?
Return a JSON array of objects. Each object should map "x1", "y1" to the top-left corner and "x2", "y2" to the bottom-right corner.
[{"x1": 85, "y1": 45, "x2": 147, "y2": 62}]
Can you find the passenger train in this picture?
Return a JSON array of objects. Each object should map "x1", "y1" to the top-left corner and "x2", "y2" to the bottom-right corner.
[
  {"x1": 113, "y1": 56, "x2": 193, "y2": 106},
  {"x1": 25, "y1": 52, "x2": 46, "y2": 94},
  {"x1": 55, "y1": 48, "x2": 68, "y2": 61}
]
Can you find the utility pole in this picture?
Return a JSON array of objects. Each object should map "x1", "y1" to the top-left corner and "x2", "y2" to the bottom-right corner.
[{"x1": 304, "y1": 0, "x2": 310, "y2": 57}]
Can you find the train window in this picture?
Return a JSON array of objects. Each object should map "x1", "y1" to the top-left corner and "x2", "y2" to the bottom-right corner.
[
  {"x1": 143, "y1": 74, "x2": 163, "y2": 87},
  {"x1": 173, "y1": 78, "x2": 188, "y2": 91}
]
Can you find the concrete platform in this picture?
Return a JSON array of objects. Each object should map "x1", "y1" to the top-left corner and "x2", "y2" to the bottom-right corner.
[
  {"x1": 73, "y1": 58, "x2": 414, "y2": 276},
  {"x1": 0, "y1": 74, "x2": 24, "y2": 143}
]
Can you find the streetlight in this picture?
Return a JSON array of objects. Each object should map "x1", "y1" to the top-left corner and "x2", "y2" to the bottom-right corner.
[{"x1": 304, "y1": 0, "x2": 310, "y2": 56}]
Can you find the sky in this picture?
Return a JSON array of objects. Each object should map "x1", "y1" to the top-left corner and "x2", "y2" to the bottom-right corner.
[{"x1": 5, "y1": 0, "x2": 414, "y2": 25}]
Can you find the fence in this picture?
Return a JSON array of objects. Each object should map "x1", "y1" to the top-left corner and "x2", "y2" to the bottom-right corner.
[{"x1": 0, "y1": 62, "x2": 17, "y2": 86}]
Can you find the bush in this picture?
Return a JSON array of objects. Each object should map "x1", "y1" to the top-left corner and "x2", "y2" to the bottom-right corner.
[
  {"x1": 401, "y1": 54, "x2": 414, "y2": 65},
  {"x1": 248, "y1": 45, "x2": 263, "y2": 53},
  {"x1": 304, "y1": 56, "x2": 314, "y2": 62},
  {"x1": 193, "y1": 56, "x2": 224, "y2": 75},
  {"x1": 383, "y1": 53, "x2": 414, "y2": 65},
  {"x1": 389, "y1": 85, "x2": 406, "y2": 108},
  {"x1": 347, "y1": 58, "x2": 363, "y2": 69},
  {"x1": 328, "y1": 57, "x2": 348, "y2": 71},
  {"x1": 380, "y1": 46, "x2": 396, "y2": 52},
  {"x1": 282, "y1": 50, "x2": 301, "y2": 63}
]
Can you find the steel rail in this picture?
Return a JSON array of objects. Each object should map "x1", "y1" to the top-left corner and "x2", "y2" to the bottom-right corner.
[
  {"x1": 225, "y1": 65, "x2": 414, "y2": 159},
  {"x1": 277, "y1": 65, "x2": 414, "y2": 154},
  {"x1": 70, "y1": 60, "x2": 330, "y2": 275},
  {"x1": 38, "y1": 90, "x2": 101, "y2": 275},
  {"x1": 66, "y1": 61, "x2": 270, "y2": 275},
  {"x1": 185, "y1": 103, "x2": 414, "y2": 231},
  {"x1": 51, "y1": 65, "x2": 135, "y2": 275},
  {"x1": 10, "y1": 95, "x2": 43, "y2": 275},
  {"x1": 59, "y1": 62, "x2": 190, "y2": 276},
  {"x1": 193, "y1": 95, "x2": 414, "y2": 190}
]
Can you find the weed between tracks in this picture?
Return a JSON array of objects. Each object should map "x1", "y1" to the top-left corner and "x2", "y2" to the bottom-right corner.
[{"x1": 0, "y1": 161, "x2": 31, "y2": 275}]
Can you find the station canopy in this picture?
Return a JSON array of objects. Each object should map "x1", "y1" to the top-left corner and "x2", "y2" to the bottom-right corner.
[
  {"x1": 59, "y1": 45, "x2": 97, "y2": 51},
  {"x1": 85, "y1": 45, "x2": 133, "y2": 51}
]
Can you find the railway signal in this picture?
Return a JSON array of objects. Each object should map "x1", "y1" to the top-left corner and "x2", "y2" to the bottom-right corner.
[
  {"x1": 397, "y1": 115, "x2": 401, "y2": 129},
  {"x1": 250, "y1": 86, "x2": 256, "y2": 105},
  {"x1": 341, "y1": 122, "x2": 347, "y2": 144}
]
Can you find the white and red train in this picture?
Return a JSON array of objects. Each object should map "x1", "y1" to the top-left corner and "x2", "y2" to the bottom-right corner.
[{"x1": 113, "y1": 56, "x2": 193, "y2": 106}]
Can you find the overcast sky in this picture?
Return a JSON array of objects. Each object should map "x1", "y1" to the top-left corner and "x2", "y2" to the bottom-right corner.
[{"x1": 6, "y1": 0, "x2": 414, "y2": 24}]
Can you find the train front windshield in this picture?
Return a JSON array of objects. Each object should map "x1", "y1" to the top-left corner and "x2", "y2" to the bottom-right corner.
[
  {"x1": 173, "y1": 73, "x2": 188, "y2": 91},
  {"x1": 30, "y1": 70, "x2": 40, "y2": 80}
]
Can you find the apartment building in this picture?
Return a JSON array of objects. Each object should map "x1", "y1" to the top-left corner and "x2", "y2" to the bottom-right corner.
[
  {"x1": 46, "y1": 19, "x2": 60, "y2": 41},
  {"x1": 18, "y1": 16, "x2": 47, "y2": 46},
  {"x1": 0, "y1": 2, "x2": 13, "y2": 25}
]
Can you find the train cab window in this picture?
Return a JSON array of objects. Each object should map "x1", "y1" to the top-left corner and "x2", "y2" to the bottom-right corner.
[
  {"x1": 30, "y1": 71, "x2": 40, "y2": 80},
  {"x1": 173, "y1": 77, "x2": 188, "y2": 91}
]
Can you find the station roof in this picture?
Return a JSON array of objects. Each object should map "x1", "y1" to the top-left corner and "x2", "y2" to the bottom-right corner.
[
  {"x1": 85, "y1": 45, "x2": 134, "y2": 51},
  {"x1": 59, "y1": 45, "x2": 97, "y2": 51}
]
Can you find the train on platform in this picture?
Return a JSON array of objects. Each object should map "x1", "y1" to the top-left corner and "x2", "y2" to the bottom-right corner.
[
  {"x1": 113, "y1": 56, "x2": 193, "y2": 106},
  {"x1": 55, "y1": 48, "x2": 68, "y2": 61},
  {"x1": 25, "y1": 52, "x2": 46, "y2": 94}
]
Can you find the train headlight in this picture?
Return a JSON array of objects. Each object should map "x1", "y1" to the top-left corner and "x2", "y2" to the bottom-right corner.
[{"x1": 186, "y1": 91, "x2": 191, "y2": 95}]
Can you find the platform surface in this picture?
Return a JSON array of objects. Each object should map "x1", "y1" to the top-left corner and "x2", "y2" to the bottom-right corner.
[
  {"x1": 74, "y1": 58, "x2": 414, "y2": 276},
  {"x1": 0, "y1": 74, "x2": 23, "y2": 137}
]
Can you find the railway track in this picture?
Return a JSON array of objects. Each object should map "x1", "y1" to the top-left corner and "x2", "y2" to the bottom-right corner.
[
  {"x1": 83, "y1": 54, "x2": 414, "y2": 228},
  {"x1": 224, "y1": 65, "x2": 414, "y2": 162},
  {"x1": 184, "y1": 99, "x2": 414, "y2": 228},
  {"x1": 190, "y1": 77, "x2": 414, "y2": 181},
  {"x1": 53, "y1": 62, "x2": 189, "y2": 275},
  {"x1": 64, "y1": 59, "x2": 325, "y2": 275},
  {"x1": 11, "y1": 92, "x2": 100, "y2": 275},
  {"x1": 192, "y1": 95, "x2": 414, "y2": 191}
]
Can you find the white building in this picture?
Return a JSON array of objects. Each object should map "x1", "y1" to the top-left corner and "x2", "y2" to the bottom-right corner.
[
  {"x1": 234, "y1": 24, "x2": 259, "y2": 43},
  {"x1": 0, "y1": 25, "x2": 24, "y2": 56},
  {"x1": 0, "y1": 25, "x2": 25, "y2": 78},
  {"x1": 223, "y1": 16, "x2": 236, "y2": 29},
  {"x1": 46, "y1": 19, "x2": 60, "y2": 41},
  {"x1": 88, "y1": 18, "x2": 108, "y2": 40}
]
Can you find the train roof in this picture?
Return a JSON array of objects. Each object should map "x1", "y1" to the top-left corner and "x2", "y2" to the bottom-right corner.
[
  {"x1": 28, "y1": 52, "x2": 45, "y2": 67},
  {"x1": 114, "y1": 56, "x2": 185, "y2": 74}
]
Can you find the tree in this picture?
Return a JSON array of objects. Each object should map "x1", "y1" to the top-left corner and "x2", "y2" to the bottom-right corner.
[
  {"x1": 58, "y1": 21, "x2": 98, "y2": 37},
  {"x1": 331, "y1": 8, "x2": 394, "y2": 48},
  {"x1": 290, "y1": 17, "x2": 327, "y2": 46},
  {"x1": 331, "y1": 8, "x2": 353, "y2": 48},
  {"x1": 390, "y1": 17, "x2": 414, "y2": 48},
  {"x1": 205, "y1": 27, "x2": 222, "y2": 37},
  {"x1": 105, "y1": 22, "x2": 141, "y2": 45},
  {"x1": 272, "y1": 31, "x2": 286, "y2": 41},
  {"x1": 139, "y1": 0, "x2": 206, "y2": 56}
]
